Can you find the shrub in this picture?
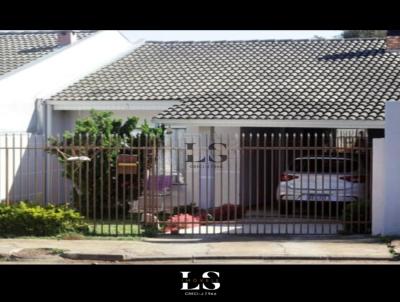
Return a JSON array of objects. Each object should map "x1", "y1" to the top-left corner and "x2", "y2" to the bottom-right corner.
[
  {"x1": 47, "y1": 110, "x2": 164, "y2": 218},
  {"x1": 0, "y1": 202, "x2": 89, "y2": 237},
  {"x1": 342, "y1": 201, "x2": 371, "y2": 234}
]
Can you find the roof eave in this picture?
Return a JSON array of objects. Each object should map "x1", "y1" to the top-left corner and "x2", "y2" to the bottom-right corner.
[{"x1": 152, "y1": 118, "x2": 385, "y2": 129}]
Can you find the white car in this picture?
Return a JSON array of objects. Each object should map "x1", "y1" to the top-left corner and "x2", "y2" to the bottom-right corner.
[{"x1": 277, "y1": 156, "x2": 366, "y2": 203}]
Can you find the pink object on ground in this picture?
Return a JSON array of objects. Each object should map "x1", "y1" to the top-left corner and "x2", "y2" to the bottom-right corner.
[{"x1": 163, "y1": 214, "x2": 201, "y2": 234}]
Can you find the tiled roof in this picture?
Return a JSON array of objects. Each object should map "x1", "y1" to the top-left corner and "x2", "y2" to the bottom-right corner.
[
  {"x1": 49, "y1": 39, "x2": 400, "y2": 121},
  {"x1": 0, "y1": 31, "x2": 94, "y2": 77}
]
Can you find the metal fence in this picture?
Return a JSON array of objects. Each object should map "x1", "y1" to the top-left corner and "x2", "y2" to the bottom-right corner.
[{"x1": 0, "y1": 130, "x2": 372, "y2": 236}]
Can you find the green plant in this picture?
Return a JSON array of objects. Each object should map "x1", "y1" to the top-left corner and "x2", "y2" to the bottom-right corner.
[
  {"x1": 47, "y1": 110, "x2": 164, "y2": 218},
  {"x1": 342, "y1": 200, "x2": 371, "y2": 234},
  {"x1": 48, "y1": 248, "x2": 66, "y2": 255},
  {"x1": 142, "y1": 225, "x2": 160, "y2": 237},
  {"x1": 0, "y1": 202, "x2": 89, "y2": 237}
]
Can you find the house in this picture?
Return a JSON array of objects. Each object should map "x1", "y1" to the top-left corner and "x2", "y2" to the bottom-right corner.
[
  {"x1": 40, "y1": 31, "x2": 400, "y2": 209},
  {"x1": 0, "y1": 30, "x2": 141, "y2": 202},
  {"x1": 2, "y1": 30, "x2": 400, "y2": 235},
  {"x1": 0, "y1": 30, "x2": 140, "y2": 133}
]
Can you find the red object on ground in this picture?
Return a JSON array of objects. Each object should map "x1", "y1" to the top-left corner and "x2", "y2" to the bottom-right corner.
[{"x1": 163, "y1": 214, "x2": 201, "y2": 234}]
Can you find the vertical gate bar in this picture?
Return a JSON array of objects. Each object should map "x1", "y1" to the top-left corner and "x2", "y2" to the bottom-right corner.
[
  {"x1": 148, "y1": 136, "x2": 152, "y2": 234},
  {"x1": 143, "y1": 134, "x2": 148, "y2": 230},
  {"x1": 277, "y1": 133, "x2": 282, "y2": 235},
  {"x1": 184, "y1": 134, "x2": 188, "y2": 235},
  {"x1": 78, "y1": 134, "x2": 82, "y2": 213},
  {"x1": 122, "y1": 135, "x2": 127, "y2": 235},
  {"x1": 313, "y1": 133, "x2": 318, "y2": 234},
  {"x1": 227, "y1": 133, "x2": 231, "y2": 234},
  {"x1": 100, "y1": 134, "x2": 104, "y2": 235},
  {"x1": 204, "y1": 133, "x2": 208, "y2": 235},
  {"x1": 34, "y1": 135, "x2": 38, "y2": 204},
  {"x1": 92, "y1": 134, "x2": 97, "y2": 234},
  {"x1": 198, "y1": 134, "x2": 202, "y2": 234},
  {"x1": 114, "y1": 133, "x2": 119, "y2": 236},
  {"x1": 241, "y1": 133, "x2": 245, "y2": 234},
  {"x1": 335, "y1": 131, "x2": 342, "y2": 234},
  {"x1": 284, "y1": 132, "x2": 289, "y2": 234},
  {"x1": 19, "y1": 133, "x2": 23, "y2": 201},
  {"x1": 176, "y1": 134, "x2": 182, "y2": 234},
  {"x1": 24, "y1": 133, "x2": 27, "y2": 201},
  {"x1": 255, "y1": 133, "x2": 260, "y2": 234},
  {"x1": 169, "y1": 133, "x2": 173, "y2": 234},
  {"x1": 299, "y1": 133, "x2": 303, "y2": 234},
  {"x1": 365, "y1": 132, "x2": 370, "y2": 232},
  {"x1": 25, "y1": 134, "x2": 30, "y2": 201},
  {"x1": 234, "y1": 133, "x2": 238, "y2": 235},
  {"x1": 248, "y1": 133, "x2": 253, "y2": 234},
  {"x1": 148, "y1": 136, "x2": 153, "y2": 234},
  {"x1": 153, "y1": 136, "x2": 158, "y2": 234},
  {"x1": 129, "y1": 134, "x2": 134, "y2": 236},
  {"x1": 321, "y1": 133, "x2": 326, "y2": 233},
  {"x1": 136, "y1": 133, "x2": 141, "y2": 236},
  {"x1": 219, "y1": 133, "x2": 223, "y2": 234},
  {"x1": 292, "y1": 133, "x2": 297, "y2": 230},
  {"x1": 71, "y1": 134, "x2": 75, "y2": 209},
  {"x1": 150, "y1": 135, "x2": 155, "y2": 234},
  {"x1": 349, "y1": 132, "x2": 354, "y2": 233},
  {"x1": 12, "y1": 134, "x2": 15, "y2": 202},
  {"x1": 191, "y1": 134, "x2": 196, "y2": 234},
  {"x1": 335, "y1": 131, "x2": 349, "y2": 234},
  {"x1": 66, "y1": 135, "x2": 71, "y2": 207},
  {"x1": 306, "y1": 133, "x2": 311, "y2": 234},
  {"x1": 357, "y1": 132, "x2": 361, "y2": 233},
  {"x1": 5, "y1": 134, "x2": 9, "y2": 205},
  {"x1": 160, "y1": 135, "x2": 166, "y2": 235},
  {"x1": 328, "y1": 132, "x2": 333, "y2": 234},
  {"x1": 270, "y1": 133, "x2": 275, "y2": 234},
  {"x1": 42, "y1": 133, "x2": 46, "y2": 205},
  {"x1": 263, "y1": 133, "x2": 267, "y2": 235},
  {"x1": 107, "y1": 134, "x2": 111, "y2": 235}
]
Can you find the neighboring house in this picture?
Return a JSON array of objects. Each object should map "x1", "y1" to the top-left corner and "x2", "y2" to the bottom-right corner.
[
  {"x1": 41, "y1": 31, "x2": 400, "y2": 208},
  {"x1": 0, "y1": 30, "x2": 141, "y2": 133},
  {"x1": 0, "y1": 30, "x2": 142, "y2": 202}
]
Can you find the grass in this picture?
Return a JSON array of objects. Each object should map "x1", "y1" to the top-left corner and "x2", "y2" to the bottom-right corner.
[{"x1": 87, "y1": 220, "x2": 143, "y2": 237}]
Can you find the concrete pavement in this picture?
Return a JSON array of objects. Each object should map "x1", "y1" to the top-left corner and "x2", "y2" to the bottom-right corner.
[{"x1": 0, "y1": 235, "x2": 397, "y2": 263}]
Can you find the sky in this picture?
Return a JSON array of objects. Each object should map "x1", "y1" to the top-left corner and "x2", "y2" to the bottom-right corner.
[{"x1": 120, "y1": 30, "x2": 344, "y2": 41}]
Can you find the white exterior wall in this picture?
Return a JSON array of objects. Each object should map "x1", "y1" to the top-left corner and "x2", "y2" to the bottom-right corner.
[
  {"x1": 372, "y1": 101, "x2": 400, "y2": 236},
  {"x1": 382, "y1": 101, "x2": 400, "y2": 235},
  {"x1": 372, "y1": 138, "x2": 384, "y2": 235}
]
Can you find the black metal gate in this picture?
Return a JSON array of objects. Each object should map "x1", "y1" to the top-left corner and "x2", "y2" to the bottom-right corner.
[{"x1": 0, "y1": 130, "x2": 372, "y2": 236}]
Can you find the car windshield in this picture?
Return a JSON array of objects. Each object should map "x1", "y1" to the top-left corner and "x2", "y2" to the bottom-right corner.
[{"x1": 291, "y1": 158, "x2": 358, "y2": 174}]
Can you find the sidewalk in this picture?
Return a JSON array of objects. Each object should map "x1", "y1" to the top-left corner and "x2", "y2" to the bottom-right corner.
[{"x1": 0, "y1": 235, "x2": 397, "y2": 263}]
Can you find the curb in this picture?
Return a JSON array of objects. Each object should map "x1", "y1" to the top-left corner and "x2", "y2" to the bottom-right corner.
[
  {"x1": 61, "y1": 252, "x2": 125, "y2": 261},
  {"x1": 60, "y1": 253, "x2": 397, "y2": 262}
]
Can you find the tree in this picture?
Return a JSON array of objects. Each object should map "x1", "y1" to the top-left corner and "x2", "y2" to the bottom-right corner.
[
  {"x1": 47, "y1": 110, "x2": 164, "y2": 219},
  {"x1": 341, "y1": 30, "x2": 386, "y2": 38}
]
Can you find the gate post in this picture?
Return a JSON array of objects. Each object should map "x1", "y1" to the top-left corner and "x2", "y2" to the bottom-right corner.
[
  {"x1": 382, "y1": 101, "x2": 400, "y2": 235},
  {"x1": 372, "y1": 138, "x2": 384, "y2": 235}
]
